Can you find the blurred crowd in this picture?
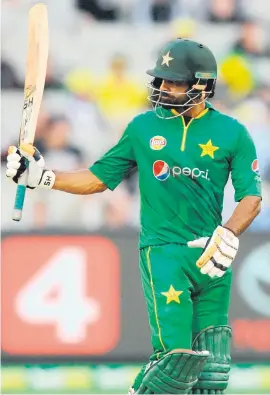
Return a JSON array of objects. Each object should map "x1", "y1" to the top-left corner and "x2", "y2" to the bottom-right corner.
[
  {"x1": 76, "y1": 0, "x2": 270, "y2": 24},
  {"x1": 1, "y1": 0, "x2": 270, "y2": 232}
]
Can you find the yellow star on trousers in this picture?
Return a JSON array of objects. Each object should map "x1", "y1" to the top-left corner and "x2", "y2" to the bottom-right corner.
[
  {"x1": 199, "y1": 139, "x2": 219, "y2": 159},
  {"x1": 161, "y1": 285, "x2": 183, "y2": 304},
  {"x1": 161, "y1": 51, "x2": 174, "y2": 67}
]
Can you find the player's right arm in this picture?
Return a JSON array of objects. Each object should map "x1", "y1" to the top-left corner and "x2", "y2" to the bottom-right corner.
[
  {"x1": 6, "y1": 123, "x2": 137, "y2": 195},
  {"x1": 53, "y1": 169, "x2": 107, "y2": 194}
]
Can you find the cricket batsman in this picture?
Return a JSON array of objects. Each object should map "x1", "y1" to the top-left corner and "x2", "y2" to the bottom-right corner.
[{"x1": 6, "y1": 38, "x2": 262, "y2": 394}]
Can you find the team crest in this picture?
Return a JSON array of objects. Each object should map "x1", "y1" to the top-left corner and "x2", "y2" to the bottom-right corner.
[{"x1": 150, "y1": 136, "x2": 167, "y2": 150}]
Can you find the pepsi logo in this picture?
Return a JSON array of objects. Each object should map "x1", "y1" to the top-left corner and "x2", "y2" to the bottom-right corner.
[
  {"x1": 150, "y1": 136, "x2": 167, "y2": 150},
  {"x1": 252, "y1": 159, "x2": 260, "y2": 174},
  {"x1": 153, "y1": 160, "x2": 170, "y2": 181}
]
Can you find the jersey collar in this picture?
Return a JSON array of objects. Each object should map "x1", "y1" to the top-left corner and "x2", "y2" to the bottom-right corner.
[
  {"x1": 205, "y1": 101, "x2": 215, "y2": 111},
  {"x1": 171, "y1": 101, "x2": 215, "y2": 119}
]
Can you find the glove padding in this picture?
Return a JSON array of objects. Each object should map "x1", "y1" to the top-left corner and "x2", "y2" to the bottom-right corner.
[
  {"x1": 6, "y1": 144, "x2": 55, "y2": 189},
  {"x1": 188, "y1": 226, "x2": 239, "y2": 278}
]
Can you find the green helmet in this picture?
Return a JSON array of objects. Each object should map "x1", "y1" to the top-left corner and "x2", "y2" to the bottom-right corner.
[
  {"x1": 146, "y1": 38, "x2": 217, "y2": 119},
  {"x1": 147, "y1": 38, "x2": 217, "y2": 83}
]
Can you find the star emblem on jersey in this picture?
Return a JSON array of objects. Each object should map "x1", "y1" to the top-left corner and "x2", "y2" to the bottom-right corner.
[
  {"x1": 199, "y1": 139, "x2": 219, "y2": 159},
  {"x1": 161, "y1": 285, "x2": 183, "y2": 304},
  {"x1": 161, "y1": 51, "x2": 174, "y2": 67}
]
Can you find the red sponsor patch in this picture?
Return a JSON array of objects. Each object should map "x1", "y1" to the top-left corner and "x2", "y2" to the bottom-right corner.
[{"x1": 251, "y1": 159, "x2": 260, "y2": 174}]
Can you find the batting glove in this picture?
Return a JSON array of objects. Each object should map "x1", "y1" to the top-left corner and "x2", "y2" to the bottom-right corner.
[
  {"x1": 187, "y1": 226, "x2": 239, "y2": 278},
  {"x1": 6, "y1": 144, "x2": 55, "y2": 189}
]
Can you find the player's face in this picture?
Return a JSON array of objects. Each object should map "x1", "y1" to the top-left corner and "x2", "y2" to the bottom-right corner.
[{"x1": 159, "y1": 79, "x2": 190, "y2": 108}]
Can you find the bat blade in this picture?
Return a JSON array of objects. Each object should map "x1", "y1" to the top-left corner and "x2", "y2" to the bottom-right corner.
[{"x1": 12, "y1": 3, "x2": 49, "y2": 222}]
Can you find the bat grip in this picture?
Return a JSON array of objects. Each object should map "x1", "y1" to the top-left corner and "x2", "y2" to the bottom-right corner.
[{"x1": 12, "y1": 167, "x2": 29, "y2": 221}]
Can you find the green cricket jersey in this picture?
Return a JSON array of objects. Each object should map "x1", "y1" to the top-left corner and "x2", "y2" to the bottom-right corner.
[{"x1": 90, "y1": 102, "x2": 262, "y2": 248}]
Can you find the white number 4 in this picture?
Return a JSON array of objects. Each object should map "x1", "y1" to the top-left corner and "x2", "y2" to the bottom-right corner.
[{"x1": 15, "y1": 247, "x2": 100, "y2": 343}]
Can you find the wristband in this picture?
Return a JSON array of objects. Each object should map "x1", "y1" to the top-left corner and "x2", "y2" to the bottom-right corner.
[{"x1": 39, "y1": 170, "x2": 56, "y2": 189}]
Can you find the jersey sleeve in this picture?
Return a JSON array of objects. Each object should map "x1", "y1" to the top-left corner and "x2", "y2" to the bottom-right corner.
[
  {"x1": 230, "y1": 125, "x2": 262, "y2": 202},
  {"x1": 89, "y1": 122, "x2": 137, "y2": 191}
]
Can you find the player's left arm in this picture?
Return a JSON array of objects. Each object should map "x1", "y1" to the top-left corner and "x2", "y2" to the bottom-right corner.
[
  {"x1": 223, "y1": 195, "x2": 261, "y2": 236},
  {"x1": 225, "y1": 123, "x2": 262, "y2": 233},
  {"x1": 188, "y1": 124, "x2": 262, "y2": 278}
]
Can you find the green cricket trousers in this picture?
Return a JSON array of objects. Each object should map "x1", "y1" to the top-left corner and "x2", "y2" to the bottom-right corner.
[
  {"x1": 132, "y1": 243, "x2": 232, "y2": 390},
  {"x1": 141, "y1": 243, "x2": 232, "y2": 356}
]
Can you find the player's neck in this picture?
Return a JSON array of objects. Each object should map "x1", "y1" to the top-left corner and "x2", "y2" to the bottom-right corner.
[{"x1": 183, "y1": 102, "x2": 206, "y2": 118}]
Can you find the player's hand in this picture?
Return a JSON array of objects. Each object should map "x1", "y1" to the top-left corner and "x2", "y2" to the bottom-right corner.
[
  {"x1": 6, "y1": 144, "x2": 55, "y2": 189},
  {"x1": 187, "y1": 226, "x2": 239, "y2": 278}
]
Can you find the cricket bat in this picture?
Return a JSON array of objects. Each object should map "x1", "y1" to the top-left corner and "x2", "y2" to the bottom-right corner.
[{"x1": 12, "y1": 3, "x2": 49, "y2": 221}]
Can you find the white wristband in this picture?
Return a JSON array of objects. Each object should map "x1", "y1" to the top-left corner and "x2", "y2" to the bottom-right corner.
[{"x1": 39, "y1": 170, "x2": 56, "y2": 189}]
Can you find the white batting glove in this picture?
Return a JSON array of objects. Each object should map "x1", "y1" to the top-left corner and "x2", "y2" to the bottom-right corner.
[
  {"x1": 6, "y1": 144, "x2": 55, "y2": 189},
  {"x1": 187, "y1": 226, "x2": 239, "y2": 278}
]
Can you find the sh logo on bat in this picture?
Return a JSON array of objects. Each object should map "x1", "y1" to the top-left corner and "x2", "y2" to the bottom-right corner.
[{"x1": 20, "y1": 85, "x2": 36, "y2": 141}]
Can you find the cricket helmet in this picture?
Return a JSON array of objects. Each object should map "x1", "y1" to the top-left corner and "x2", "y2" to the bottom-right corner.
[{"x1": 146, "y1": 38, "x2": 217, "y2": 118}]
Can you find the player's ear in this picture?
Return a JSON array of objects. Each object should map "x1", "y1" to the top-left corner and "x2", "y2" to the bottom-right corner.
[
  {"x1": 192, "y1": 84, "x2": 207, "y2": 91},
  {"x1": 190, "y1": 82, "x2": 206, "y2": 101}
]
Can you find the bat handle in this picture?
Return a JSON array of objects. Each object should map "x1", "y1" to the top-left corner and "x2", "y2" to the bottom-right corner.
[{"x1": 12, "y1": 168, "x2": 29, "y2": 221}]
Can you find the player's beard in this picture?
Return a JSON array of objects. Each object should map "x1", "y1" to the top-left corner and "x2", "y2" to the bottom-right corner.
[{"x1": 159, "y1": 91, "x2": 195, "y2": 111}]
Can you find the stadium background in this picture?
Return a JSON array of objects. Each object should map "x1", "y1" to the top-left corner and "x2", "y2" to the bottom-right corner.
[{"x1": 1, "y1": 0, "x2": 270, "y2": 393}]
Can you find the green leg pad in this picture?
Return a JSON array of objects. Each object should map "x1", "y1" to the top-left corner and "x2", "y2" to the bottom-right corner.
[
  {"x1": 136, "y1": 350, "x2": 209, "y2": 394},
  {"x1": 132, "y1": 363, "x2": 149, "y2": 392},
  {"x1": 191, "y1": 326, "x2": 232, "y2": 394}
]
